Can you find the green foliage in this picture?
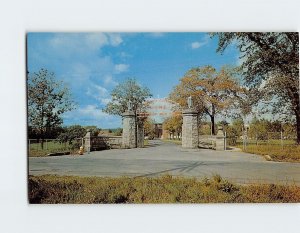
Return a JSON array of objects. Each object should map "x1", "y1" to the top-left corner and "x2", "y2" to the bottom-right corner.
[
  {"x1": 226, "y1": 126, "x2": 238, "y2": 146},
  {"x1": 103, "y1": 78, "x2": 152, "y2": 116},
  {"x1": 84, "y1": 126, "x2": 101, "y2": 137},
  {"x1": 248, "y1": 119, "x2": 270, "y2": 140},
  {"x1": 113, "y1": 128, "x2": 123, "y2": 136},
  {"x1": 58, "y1": 125, "x2": 86, "y2": 145},
  {"x1": 144, "y1": 119, "x2": 156, "y2": 139},
  {"x1": 212, "y1": 32, "x2": 300, "y2": 144},
  {"x1": 28, "y1": 175, "x2": 300, "y2": 203},
  {"x1": 27, "y1": 69, "x2": 75, "y2": 140}
]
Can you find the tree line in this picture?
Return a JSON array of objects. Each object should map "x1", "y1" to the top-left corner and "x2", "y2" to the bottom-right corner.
[{"x1": 168, "y1": 32, "x2": 299, "y2": 144}]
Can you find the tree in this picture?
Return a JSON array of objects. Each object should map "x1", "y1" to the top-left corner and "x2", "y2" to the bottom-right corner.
[
  {"x1": 84, "y1": 126, "x2": 101, "y2": 137},
  {"x1": 212, "y1": 32, "x2": 300, "y2": 144},
  {"x1": 113, "y1": 128, "x2": 123, "y2": 136},
  {"x1": 231, "y1": 117, "x2": 244, "y2": 138},
  {"x1": 163, "y1": 115, "x2": 183, "y2": 139},
  {"x1": 103, "y1": 78, "x2": 152, "y2": 146},
  {"x1": 27, "y1": 69, "x2": 75, "y2": 148},
  {"x1": 169, "y1": 65, "x2": 244, "y2": 135},
  {"x1": 144, "y1": 118, "x2": 156, "y2": 139},
  {"x1": 58, "y1": 125, "x2": 86, "y2": 149},
  {"x1": 103, "y1": 78, "x2": 152, "y2": 116}
]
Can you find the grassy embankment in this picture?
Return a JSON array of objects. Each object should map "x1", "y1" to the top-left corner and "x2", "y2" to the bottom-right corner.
[{"x1": 29, "y1": 175, "x2": 300, "y2": 203}]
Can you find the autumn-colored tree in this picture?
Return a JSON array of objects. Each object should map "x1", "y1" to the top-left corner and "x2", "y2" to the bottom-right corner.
[
  {"x1": 144, "y1": 118, "x2": 156, "y2": 139},
  {"x1": 163, "y1": 115, "x2": 183, "y2": 139},
  {"x1": 212, "y1": 32, "x2": 299, "y2": 144},
  {"x1": 169, "y1": 65, "x2": 244, "y2": 135}
]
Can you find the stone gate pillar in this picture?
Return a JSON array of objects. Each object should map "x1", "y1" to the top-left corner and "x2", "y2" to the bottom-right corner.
[
  {"x1": 122, "y1": 111, "x2": 136, "y2": 148},
  {"x1": 216, "y1": 126, "x2": 225, "y2": 151},
  {"x1": 84, "y1": 130, "x2": 91, "y2": 153},
  {"x1": 182, "y1": 109, "x2": 199, "y2": 148},
  {"x1": 137, "y1": 120, "x2": 144, "y2": 148}
]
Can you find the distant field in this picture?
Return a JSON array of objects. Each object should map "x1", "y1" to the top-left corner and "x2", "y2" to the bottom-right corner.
[{"x1": 29, "y1": 175, "x2": 300, "y2": 203}]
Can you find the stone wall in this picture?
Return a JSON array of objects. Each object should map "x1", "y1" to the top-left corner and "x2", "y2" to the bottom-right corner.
[
  {"x1": 84, "y1": 134, "x2": 122, "y2": 151},
  {"x1": 199, "y1": 127, "x2": 225, "y2": 151},
  {"x1": 137, "y1": 121, "x2": 144, "y2": 148},
  {"x1": 199, "y1": 135, "x2": 216, "y2": 149}
]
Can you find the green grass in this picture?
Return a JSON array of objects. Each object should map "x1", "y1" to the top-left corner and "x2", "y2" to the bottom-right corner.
[
  {"x1": 29, "y1": 141, "x2": 81, "y2": 157},
  {"x1": 236, "y1": 142, "x2": 300, "y2": 162},
  {"x1": 144, "y1": 139, "x2": 149, "y2": 146},
  {"x1": 162, "y1": 139, "x2": 182, "y2": 145},
  {"x1": 28, "y1": 175, "x2": 300, "y2": 203}
]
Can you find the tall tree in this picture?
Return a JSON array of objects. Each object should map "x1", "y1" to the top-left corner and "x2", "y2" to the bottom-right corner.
[
  {"x1": 163, "y1": 114, "x2": 183, "y2": 139},
  {"x1": 169, "y1": 65, "x2": 243, "y2": 135},
  {"x1": 27, "y1": 69, "x2": 75, "y2": 147},
  {"x1": 212, "y1": 32, "x2": 300, "y2": 143},
  {"x1": 103, "y1": 78, "x2": 152, "y2": 146},
  {"x1": 103, "y1": 78, "x2": 152, "y2": 116}
]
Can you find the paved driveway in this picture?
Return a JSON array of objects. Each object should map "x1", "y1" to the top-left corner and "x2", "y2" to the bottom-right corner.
[{"x1": 29, "y1": 140, "x2": 300, "y2": 184}]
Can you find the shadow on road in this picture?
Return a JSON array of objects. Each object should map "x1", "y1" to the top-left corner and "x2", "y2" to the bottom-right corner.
[{"x1": 134, "y1": 162, "x2": 205, "y2": 178}]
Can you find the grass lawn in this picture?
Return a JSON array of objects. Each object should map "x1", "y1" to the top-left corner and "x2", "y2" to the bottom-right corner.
[
  {"x1": 28, "y1": 175, "x2": 300, "y2": 203},
  {"x1": 236, "y1": 142, "x2": 300, "y2": 162},
  {"x1": 29, "y1": 140, "x2": 80, "y2": 157},
  {"x1": 144, "y1": 139, "x2": 149, "y2": 146},
  {"x1": 162, "y1": 139, "x2": 182, "y2": 145}
]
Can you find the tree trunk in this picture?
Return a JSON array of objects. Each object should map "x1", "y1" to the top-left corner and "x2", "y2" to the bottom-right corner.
[
  {"x1": 295, "y1": 99, "x2": 300, "y2": 144},
  {"x1": 210, "y1": 115, "x2": 215, "y2": 135}
]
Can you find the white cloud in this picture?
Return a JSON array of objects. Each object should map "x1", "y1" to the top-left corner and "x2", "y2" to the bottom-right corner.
[
  {"x1": 78, "y1": 105, "x2": 110, "y2": 118},
  {"x1": 104, "y1": 75, "x2": 118, "y2": 86},
  {"x1": 191, "y1": 34, "x2": 210, "y2": 49},
  {"x1": 119, "y1": 52, "x2": 132, "y2": 59},
  {"x1": 191, "y1": 42, "x2": 202, "y2": 49},
  {"x1": 94, "y1": 85, "x2": 108, "y2": 96},
  {"x1": 49, "y1": 33, "x2": 123, "y2": 56},
  {"x1": 114, "y1": 64, "x2": 129, "y2": 73},
  {"x1": 63, "y1": 104, "x2": 122, "y2": 127},
  {"x1": 108, "y1": 33, "x2": 123, "y2": 46},
  {"x1": 86, "y1": 84, "x2": 109, "y2": 103}
]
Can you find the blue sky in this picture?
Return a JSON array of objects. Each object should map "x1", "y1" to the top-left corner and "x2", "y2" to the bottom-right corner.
[{"x1": 27, "y1": 32, "x2": 240, "y2": 128}]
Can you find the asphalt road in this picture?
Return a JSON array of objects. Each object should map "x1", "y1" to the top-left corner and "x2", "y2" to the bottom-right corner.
[{"x1": 29, "y1": 140, "x2": 300, "y2": 184}]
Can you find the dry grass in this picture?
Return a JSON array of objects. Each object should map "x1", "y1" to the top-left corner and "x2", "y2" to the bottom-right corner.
[
  {"x1": 237, "y1": 144, "x2": 300, "y2": 162},
  {"x1": 28, "y1": 175, "x2": 300, "y2": 203}
]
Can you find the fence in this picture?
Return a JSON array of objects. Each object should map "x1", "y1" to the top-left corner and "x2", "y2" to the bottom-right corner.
[
  {"x1": 28, "y1": 135, "x2": 123, "y2": 156},
  {"x1": 229, "y1": 131, "x2": 297, "y2": 150},
  {"x1": 28, "y1": 138, "x2": 84, "y2": 156}
]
